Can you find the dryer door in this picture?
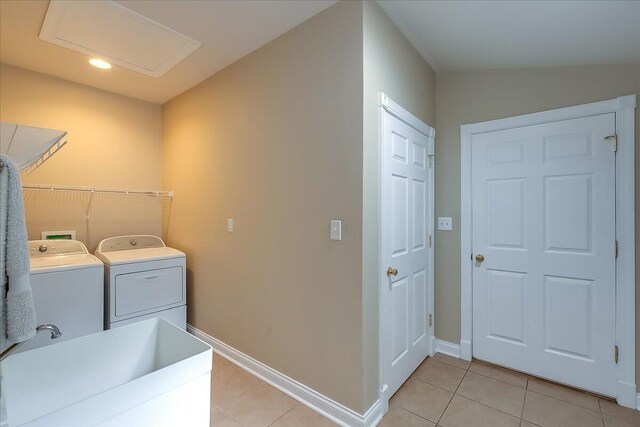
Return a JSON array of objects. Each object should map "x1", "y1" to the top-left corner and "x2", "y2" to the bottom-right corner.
[{"x1": 115, "y1": 266, "x2": 184, "y2": 318}]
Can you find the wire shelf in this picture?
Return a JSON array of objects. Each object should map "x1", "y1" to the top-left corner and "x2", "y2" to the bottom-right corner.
[{"x1": 22, "y1": 185, "x2": 173, "y2": 251}]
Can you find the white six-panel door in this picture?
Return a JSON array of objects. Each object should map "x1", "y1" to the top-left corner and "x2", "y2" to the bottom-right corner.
[
  {"x1": 471, "y1": 113, "x2": 617, "y2": 396},
  {"x1": 382, "y1": 110, "x2": 433, "y2": 398}
]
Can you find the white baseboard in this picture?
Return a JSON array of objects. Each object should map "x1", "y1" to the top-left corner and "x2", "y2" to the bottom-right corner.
[
  {"x1": 429, "y1": 335, "x2": 436, "y2": 356},
  {"x1": 187, "y1": 324, "x2": 383, "y2": 427},
  {"x1": 616, "y1": 379, "x2": 638, "y2": 410},
  {"x1": 459, "y1": 339, "x2": 472, "y2": 361},
  {"x1": 434, "y1": 339, "x2": 461, "y2": 358}
]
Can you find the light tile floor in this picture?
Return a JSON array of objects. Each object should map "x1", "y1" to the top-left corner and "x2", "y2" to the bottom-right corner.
[{"x1": 210, "y1": 353, "x2": 640, "y2": 427}]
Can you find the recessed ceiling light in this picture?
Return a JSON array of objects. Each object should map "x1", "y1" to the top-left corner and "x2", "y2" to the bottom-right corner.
[{"x1": 89, "y1": 58, "x2": 111, "y2": 70}]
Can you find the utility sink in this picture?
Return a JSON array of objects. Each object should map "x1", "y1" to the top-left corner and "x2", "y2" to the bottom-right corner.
[{"x1": 0, "y1": 318, "x2": 212, "y2": 426}]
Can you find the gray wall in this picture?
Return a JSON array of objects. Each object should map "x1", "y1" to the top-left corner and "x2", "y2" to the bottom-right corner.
[
  {"x1": 434, "y1": 63, "x2": 640, "y2": 383},
  {"x1": 163, "y1": 1, "x2": 367, "y2": 412},
  {"x1": 162, "y1": 0, "x2": 437, "y2": 412},
  {"x1": 362, "y1": 0, "x2": 436, "y2": 408}
]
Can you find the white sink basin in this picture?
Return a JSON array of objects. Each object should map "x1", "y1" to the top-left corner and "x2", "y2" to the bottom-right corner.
[{"x1": 1, "y1": 318, "x2": 212, "y2": 426}]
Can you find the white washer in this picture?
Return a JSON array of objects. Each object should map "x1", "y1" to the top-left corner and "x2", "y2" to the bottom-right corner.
[
  {"x1": 16, "y1": 240, "x2": 104, "y2": 354},
  {"x1": 95, "y1": 235, "x2": 186, "y2": 330}
]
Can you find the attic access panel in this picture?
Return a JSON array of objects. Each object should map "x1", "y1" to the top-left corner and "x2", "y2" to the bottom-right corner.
[{"x1": 40, "y1": 0, "x2": 201, "y2": 78}]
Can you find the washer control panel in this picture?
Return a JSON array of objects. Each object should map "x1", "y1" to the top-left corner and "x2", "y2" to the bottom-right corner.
[{"x1": 29, "y1": 240, "x2": 88, "y2": 257}]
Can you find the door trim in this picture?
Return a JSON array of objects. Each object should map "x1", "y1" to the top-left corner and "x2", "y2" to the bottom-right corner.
[
  {"x1": 460, "y1": 94, "x2": 637, "y2": 407},
  {"x1": 378, "y1": 92, "x2": 435, "y2": 408}
]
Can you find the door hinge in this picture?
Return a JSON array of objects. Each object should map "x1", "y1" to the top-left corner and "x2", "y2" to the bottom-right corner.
[
  {"x1": 615, "y1": 345, "x2": 619, "y2": 364},
  {"x1": 428, "y1": 235, "x2": 432, "y2": 248},
  {"x1": 428, "y1": 314, "x2": 432, "y2": 327},
  {"x1": 427, "y1": 154, "x2": 434, "y2": 168},
  {"x1": 614, "y1": 240, "x2": 619, "y2": 258},
  {"x1": 605, "y1": 134, "x2": 618, "y2": 152}
]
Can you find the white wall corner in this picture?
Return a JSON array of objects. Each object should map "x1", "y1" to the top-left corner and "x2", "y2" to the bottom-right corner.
[
  {"x1": 187, "y1": 324, "x2": 382, "y2": 427},
  {"x1": 377, "y1": 92, "x2": 388, "y2": 107},
  {"x1": 459, "y1": 340, "x2": 472, "y2": 361},
  {"x1": 434, "y1": 339, "x2": 462, "y2": 359},
  {"x1": 362, "y1": 399, "x2": 384, "y2": 427},
  {"x1": 460, "y1": 124, "x2": 472, "y2": 135},
  {"x1": 379, "y1": 93, "x2": 435, "y2": 136},
  {"x1": 617, "y1": 94, "x2": 637, "y2": 109},
  {"x1": 615, "y1": 380, "x2": 638, "y2": 409}
]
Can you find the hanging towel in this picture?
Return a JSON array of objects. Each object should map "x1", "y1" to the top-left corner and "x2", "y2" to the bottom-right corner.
[{"x1": 0, "y1": 154, "x2": 36, "y2": 352}]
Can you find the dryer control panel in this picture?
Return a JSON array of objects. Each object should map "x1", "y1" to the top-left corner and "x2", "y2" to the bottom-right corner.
[
  {"x1": 97, "y1": 235, "x2": 165, "y2": 252},
  {"x1": 28, "y1": 240, "x2": 88, "y2": 257}
]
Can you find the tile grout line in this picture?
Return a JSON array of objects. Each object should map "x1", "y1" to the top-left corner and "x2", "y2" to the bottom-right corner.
[
  {"x1": 389, "y1": 355, "x2": 467, "y2": 425},
  {"x1": 394, "y1": 405, "x2": 435, "y2": 424},
  {"x1": 520, "y1": 390, "x2": 610, "y2": 427},
  {"x1": 267, "y1": 404, "x2": 298, "y2": 427},
  {"x1": 462, "y1": 361, "x2": 632, "y2": 426},
  {"x1": 433, "y1": 354, "x2": 472, "y2": 371},
  {"x1": 212, "y1": 360, "x2": 327, "y2": 427},
  {"x1": 527, "y1": 384, "x2": 607, "y2": 413},
  {"x1": 452, "y1": 363, "x2": 532, "y2": 422},
  {"x1": 471, "y1": 361, "x2": 607, "y2": 419},
  {"x1": 520, "y1": 380, "x2": 527, "y2": 422},
  {"x1": 456, "y1": 388, "x2": 529, "y2": 421},
  {"x1": 468, "y1": 363, "x2": 529, "y2": 389},
  {"x1": 524, "y1": 389, "x2": 602, "y2": 415},
  {"x1": 528, "y1": 375, "x2": 613, "y2": 403},
  {"x1": 218, "y1": 383, "x2": 253, "y2": 412},
  {"x1": 467, "y1": 369, "x2": 527, "y2": 389},
  {"x1": 213, "y1": 362, "x2": 277, "y2": 424},
  {"x1": 597, "y1": 399, "x2": 605, "y2": 427},
  {"x1": 521, "y1": 418, "x2": 544, "y2": 427},
  {"x1": 411, "y1": 374, "x2": 465, "y2": 394},
  {"x1": 519, "y1": 383, "x2": 528, "y2": 427},
  {"x1": 434, "y1": 358, "x2": 471, "y2": 426},
  {"x1": 457, "y1": 369, "x2": 529, "y2": 420}
]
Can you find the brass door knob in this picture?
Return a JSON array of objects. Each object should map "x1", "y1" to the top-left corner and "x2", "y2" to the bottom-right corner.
[
  {"x1": 475, "y1": 254, "x2": 485, "y2": 263},
  {"x1": 386, "y1": 267, "x2": 398, "y2": 277}
]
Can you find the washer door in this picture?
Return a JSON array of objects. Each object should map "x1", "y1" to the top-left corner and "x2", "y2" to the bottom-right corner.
[{"x1": 115, "y1": 266, "x2": 184, "y2": 318}]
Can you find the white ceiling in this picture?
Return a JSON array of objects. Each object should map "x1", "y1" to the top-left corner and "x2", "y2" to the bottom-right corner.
[
  {"x1": 377, "y1": 0, "x2": 640, "y2": 72},
  {"x1": 1, "y1": 1, "x2": 638, "y2": 104},
  {"x1": 0, "y1": 0, "x2": 336, "y2": 104}
]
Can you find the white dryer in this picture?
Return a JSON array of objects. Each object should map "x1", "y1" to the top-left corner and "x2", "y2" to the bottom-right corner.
[
  {"x1": 16, "y1": 240, "x2": 104, "y2": 354},
  {"x1": 94, "y1": 235, "x2": 186, "y2": 330}
]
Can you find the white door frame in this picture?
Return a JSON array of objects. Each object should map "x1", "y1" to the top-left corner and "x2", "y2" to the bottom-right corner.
[
  {"x1": 460, "y1": 94, "x2": 637, "y2": 408},
  {"x1": 378, "y1": 93, "x2": 435, "y2": 406}
]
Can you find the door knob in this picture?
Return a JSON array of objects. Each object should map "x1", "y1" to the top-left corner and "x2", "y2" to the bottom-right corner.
[
  {"x1": 475, "y1": 254, "x2": 485, "y2": 263},
  {"x1": 386, "y1": 267, "x2": 398, "y2": 277}
]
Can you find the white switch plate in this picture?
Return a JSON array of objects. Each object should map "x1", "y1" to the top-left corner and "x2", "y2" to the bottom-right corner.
[
  {"x1": 227, "y1": 219, "x2": 233, "y2": 232},
  {"x1": 437, "y1": 217, "x2": 452, "y2": 231},
  {"x1": 330, "y1": 220, "x2": 342, "y2": 240}
]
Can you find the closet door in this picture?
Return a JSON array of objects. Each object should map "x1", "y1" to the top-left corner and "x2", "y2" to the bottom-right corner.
[
  {"x1": 471, "y1": 113, "x2": 617, "y2": 396},
  {"x1": 382, "y1": 110, "x2": 433, "y2": 398}
]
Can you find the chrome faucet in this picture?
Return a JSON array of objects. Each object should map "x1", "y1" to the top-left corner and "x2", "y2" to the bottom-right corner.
[
  {"x1": 0, "y1": 324, "x2": 63, "y2": 362},
  {"x1": 36, "y1": 324, "x2": 62, "y2": 339}
]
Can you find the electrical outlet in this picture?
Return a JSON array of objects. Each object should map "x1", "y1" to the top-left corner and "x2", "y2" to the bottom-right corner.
[{"x1": 438, "y1": 217, "x2": 452, "y2": 231}]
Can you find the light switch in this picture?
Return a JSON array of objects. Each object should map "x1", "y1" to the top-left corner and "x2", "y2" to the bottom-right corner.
[
  {"x1": 330, "y1": 220, "x2": 342, "y2": 240},
  {"x1": 227, "y1": 219, "x2": 233, "y2": 232},
  {"x1": 438, "y1": 217, "x2": 452, "y2": 231}
]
